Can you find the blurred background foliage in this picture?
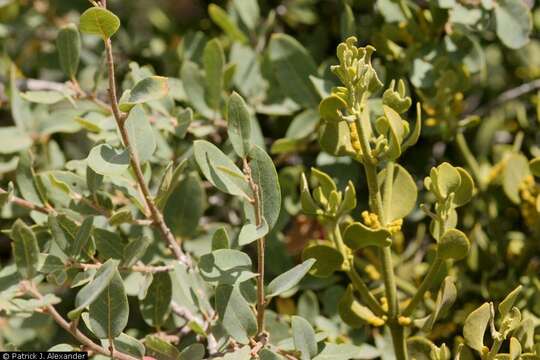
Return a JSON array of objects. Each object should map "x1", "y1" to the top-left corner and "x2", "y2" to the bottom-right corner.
[{"x1": 1, "y1": 0, "x2": 540, "y2": 356}]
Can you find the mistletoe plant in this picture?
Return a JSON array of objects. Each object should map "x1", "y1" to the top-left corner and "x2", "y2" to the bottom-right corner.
[{"x1": 300, "y1": 37, "x2": 476, "y2": 360}]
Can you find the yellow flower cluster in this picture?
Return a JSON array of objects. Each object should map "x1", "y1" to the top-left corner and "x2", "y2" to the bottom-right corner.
[
  {"x1": 348, "y1": 122, "x2": 362, "y2": 154},
  {"x1": 387, "y1": 219, "x2": 403, "y2": 235},
  {"x1": 487, "y1": 160, "x2": 506, "y2": 184},
  {"x1": 364, "y1": 264, "x2": 381, "y2": 280},
  {"x1": 362, "y1": 211, "x2": 403, "y2": 234},
  {"x1": 519, "y1": 175, "x2": 540, "y2": 230},
  {"x1": 398, "y1": 316, "x2": 412, "y2": 326},
  {"x1": 362, "y1": 211, "x2": 381, "y2": 228}
]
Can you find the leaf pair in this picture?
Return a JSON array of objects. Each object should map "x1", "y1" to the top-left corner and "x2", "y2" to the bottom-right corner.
[
  {"x1": 300, "y1": 168, "x2": 357, "y2": 218},
  {"x1": 425, "y1": 162, "x2": 475, "y2": 207}
]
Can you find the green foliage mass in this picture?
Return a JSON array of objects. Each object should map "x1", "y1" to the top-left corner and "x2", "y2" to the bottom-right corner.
[{"x1": 1, "y1": 0, "x2": 540, "y2": 359}]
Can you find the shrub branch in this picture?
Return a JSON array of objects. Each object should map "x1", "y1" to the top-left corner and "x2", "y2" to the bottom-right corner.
[
  {"x1": 101, "y1": 20, "x2": 190, "y2": 267},
  {"x1": 22, "y1": 281, "x2": 137, "y2": 360}
]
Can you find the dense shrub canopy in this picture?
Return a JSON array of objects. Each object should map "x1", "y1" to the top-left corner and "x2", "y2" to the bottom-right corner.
[{"x1": 1, "y1": 0, "x2": 540, "y2": 359}]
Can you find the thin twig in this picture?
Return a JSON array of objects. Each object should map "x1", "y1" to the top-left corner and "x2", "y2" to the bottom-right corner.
[
  {"x1": 0, "y1": 187, "x2": 151, "y2": 227},
  {"x1": 242, "y1": 158, "x2": 266, "y2": 338},
  {"x1": 71, "y1": 261, "x2": 174, "y2": 274},
  {"x1": 22, "y1": 281, "x2": 137, "y2": 360},
  {"x1": 171, "y1": 301, "x2": 218, "y2": 355},
  {"x1": 101, "y1": 25, "x2": 190, "y2": 267},
  {"x1": 469, "y1": 78, "x2": 540, "y2": 117},
  {"x1": 0, "y1": 188, "x2": 54, "y2": 215}
]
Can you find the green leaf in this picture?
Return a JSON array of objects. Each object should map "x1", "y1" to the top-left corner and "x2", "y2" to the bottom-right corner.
[
  {"x1": 343, "y1": 222, "x2": 392, "y2": 250},
  {"x1": 340, "y1": 4, "x2": 355, "y2": 40},
  {"x1": 300, "y1": 173, "x2": 322, "y2": 215},
  {"x1": 338, "y1": 285, "x2": 385, "y2": 328},
  {"x1": 414, "y1": 276, "x2": 457, "y2": 331},
  {"x1": 530, "y1": 157, "x2": 540, "y2": 177},
  {"x1": 453, "y1": 167, "x2": 475, "y2": 207},
  {"x1": 20, "y1": 90, "x2": 65, "y2": 104},
  {"x1": 87, "y1": 144, "x2": 130, "y2": 176},
  {"x1": 10, "y1": 65, "x2": 33, "y2": 132},
  {"x1": 311, "y1": 168, "x2": 337, "y2": 196},
  {"x1": 314, "y1": 343, "x2": 379, "y2": 360},
  {"x1": 40, "y1": 254, "x2": 67, "y2": 285},
  {"x1": 218, "y1": 346, "x2": 252, "y2": 360},
  {"x1": 11, "y1": 219, "x2": 40, "y2": 279},
  {"x1": 48, "y1": 216, "x2": 71, "y2": 256},
  {"x1": 79, "y1": 7, "x2": 120, "y2": 39},
  {"x1": 509, "y1": 337, "x2": 522, "y2": 360},
  {"x1": 164, "y1": 172, "x2": 205, "y2": 237},
  {"x1": 247, "y1": 145, "x2": 282, "y2": 230},
  {"x1": 94, "y1": 228, "x2": 125, "y2": 261},
  {"x1": 227, "y1": 92, "x2": 252, "y2": 158},
  {"x1": 212, "y1": 227, "x2": 230, "y2": 250},
  {"x1": 122, "y1": 236, "x2": 151, "y2": 267},
  {"x1": 198, "y1": 249, "x2": 257, "y2": 285},
  {"x1": 499, "y1": 285, "x2": 522, "y2": 319},
  {"x1": 319, "y1": 95, "x2": 347, "y2": 123},
  {"x1": 203, "y1": 39, "x2": 224, "y2": 111},
  {"x1": 401, "y1": 103, "x2": 422, "y2": 152},
  {"x1": 179, "y1": 343, "x2": 205, "y2": 360},
  {"x1": 438, "y1": 229, "x2": 470, "y2": 260},
  {"x1": 215, "y1": 284, "x2": 257, "y2": 344},
  {"x1": 181, "y1": 61, "x2": 214, "y2": 118},
  {"x1": 193, "y1": 140, "x2": 252, "y2": 198},
  {"x1": 89, "y1": 270, "x2": 129, "y2": 339},
  {"x1": 260, "y1": 349, "x2": 286, "y2": 360},
  {"x1": 145, "y1": 335, "x2": 181, "y2": 360},
  {"x1": 208, "y1": 4, "x2": 248, "y2": 43},
  {"x1": 238, "y1": 219, "x2": 269, "y2": 246},
  {"x1": 68, "y1": 259, "x2": 119, "y2": 319},
  {"x1": 233, "y1": 0, "x2": 260, "y2": 30},
  {"x1": 101, "y1": 333, "x2": 145, "y2": 359},
  {"x1": 0, "y1": 127, "x2": 32, "y2": 154},
  {"x1": 266, "y1": 259, "x2": 316, "y2": 298},
  {"x1": 140, "y1": 272, "x2": 172, "y2": 327},
  {"x1": 16, "y1": 151, "x2": 44, "y2": 207},
  {"x1": 292, "y1": 315, "x2": 318, "y2": 360},
  {"x1": 318, "y1": 121, "x2": 355, "y2": 156},
  {"x1": 124, "y1": 105, "x2": 156, "y2": 162},
  {"x1": 435, "y1": 162, "x2": 461, "y2": 199},
  {"x1": 495, "y1": 0, "x2": 532, "y2": 49},
  {"x1": 302, "y1": 242, "x2": 344, "y2": 278},
  {"x1": 338, "y1": 181, "x2": 357, "y2": 215},
  {"x1": 503, "y1": 153, "x2": 531, "y2": 203},
  {"x1": 268, "y1": 34, "x2": 320, "y2": 108},
  {"x1": 380, "y1": 105, "x2": 405, "y2": 160},
  {"x1": 119, "y1": 76, "x2": 169, "y2": 112},
  {"x1": 70, "y1": 216, "x2": 94, "y2": 259},
  {"x1": 380, "y1": 164, "x2": 417, "y2": 222},
  {"x1": 57, "y1": 23, "x2": 80, "y2": 78},
  {"x1": 406, "y1": 337, "x2": 438, "y2": 360},
  {"x1": 463, "y1": 302, "x2": 491, "y2": 352}
]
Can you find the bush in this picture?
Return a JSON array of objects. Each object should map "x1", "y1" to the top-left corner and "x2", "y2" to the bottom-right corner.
[{"x1": 1, "y1": 0, "x2": 540, "y2": 359}]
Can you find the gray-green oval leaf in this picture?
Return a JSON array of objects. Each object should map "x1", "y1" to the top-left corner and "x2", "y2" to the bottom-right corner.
[
  {"x1": 79, "y1": 7, "x2": 120, "y2": 39},
  {"x1": 89, "y1": 270, "x2": 129, "y2": 339},
  {"x1": 266, "y1": 259, "x2": 316, "y2": 298},
  {"x1": 57, "y1": 23, "x2": 80, "y2": 78},
  {"x1": 11, "y1": 219, "x2": 40, "y2": 279},
  {"x1": 227, "y1": 92, "x2": 252, "y2": 158}
]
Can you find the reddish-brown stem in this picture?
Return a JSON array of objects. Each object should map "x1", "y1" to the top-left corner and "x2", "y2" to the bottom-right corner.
[
  {"x1": 0, "y1": 188, "x2": 54, "y2": 215},
  {"x1": 242, "y1": 158, "x2": 266, "y2": 337},
  {"x1": 72, "y1": 262, "x2": 174, "y2": 273},
  {"x1": 102, "y1": 34, "x2": 190, "y2": 267}
]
